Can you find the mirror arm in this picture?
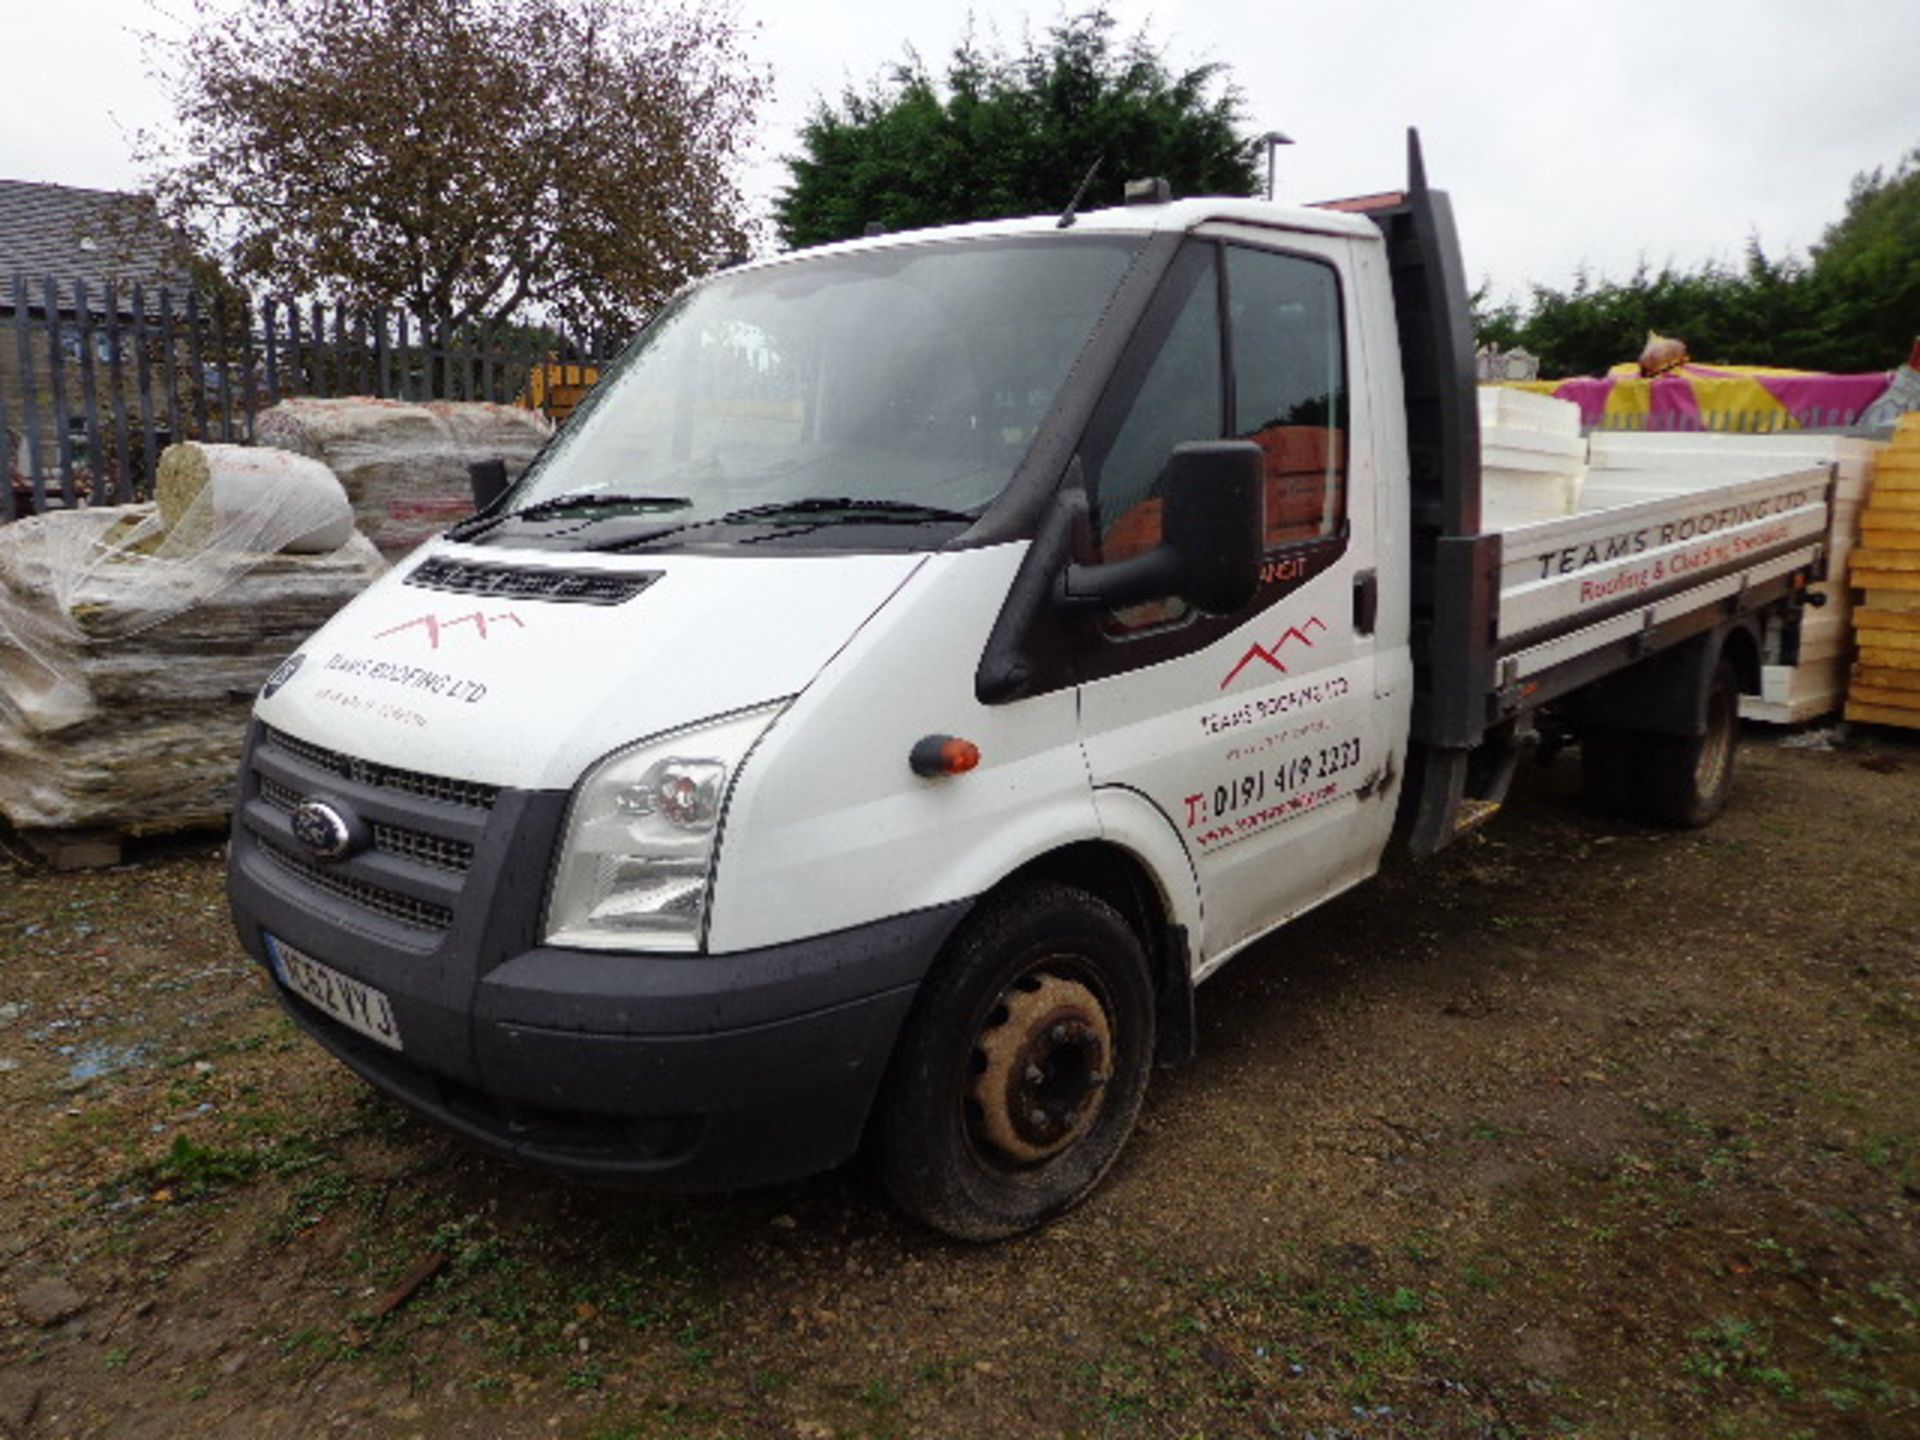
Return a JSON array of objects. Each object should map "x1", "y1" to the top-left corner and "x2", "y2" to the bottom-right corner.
[{"x1": 1057, "y1": 545, "x2": 1186, "y2": 612}]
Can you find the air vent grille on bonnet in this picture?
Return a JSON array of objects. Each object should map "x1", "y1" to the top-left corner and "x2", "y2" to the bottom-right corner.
[{"x1": 405, "y1": 557, "x2": 659, "y2": 605}]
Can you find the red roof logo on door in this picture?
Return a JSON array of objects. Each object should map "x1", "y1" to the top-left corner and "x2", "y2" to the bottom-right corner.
[
  {"x1": 373, "y1": 611, "x2": 526, "y2": 649},
  {"x1": 1220, "y1": 615, "x2": 1326, "y2": 690}
]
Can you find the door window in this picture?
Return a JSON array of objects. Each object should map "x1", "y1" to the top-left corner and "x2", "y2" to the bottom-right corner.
[
  {"x1": 1226, "y1": 246, "x2": 1348, "y2": 547},
  {"x1": 1089, "y1": 247, "x2": 1223, "y2": 572},
  {"x1": 1083, "y1": 240, "x2": 1348, "y2": 635}
]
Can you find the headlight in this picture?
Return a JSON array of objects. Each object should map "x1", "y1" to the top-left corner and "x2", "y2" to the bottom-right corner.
[{"x1": 545, "y1": 703, "x2": 786, "y2": 952}]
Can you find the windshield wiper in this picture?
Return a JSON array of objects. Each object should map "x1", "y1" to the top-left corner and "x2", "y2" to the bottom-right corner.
[
  {"x1": 447, "y1": 491, "x2": 692, "y2": 542},
  {"x1": 716, "y1": 496, "x2": 978, "y2": 525},
  {"x1": 586, "y1": 496, "x2": 979, "y2": 552}
]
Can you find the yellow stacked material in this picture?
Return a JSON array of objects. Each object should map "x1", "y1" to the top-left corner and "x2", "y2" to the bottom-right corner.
[
  {"x1": 518, "y1": 360, "x2": 599, "y2": 423},
  {"x1": 1847, "y1": 415, "x2": 1920, "y2": 728}
]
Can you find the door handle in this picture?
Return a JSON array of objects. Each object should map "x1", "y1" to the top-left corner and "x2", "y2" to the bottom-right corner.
[{"x1": 1352, "y1": 569, "x2": 1378, "y2": 636}]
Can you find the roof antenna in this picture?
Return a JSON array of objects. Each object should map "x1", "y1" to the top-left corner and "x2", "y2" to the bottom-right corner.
[{"x1": 1057, "y1": 155, "x2": 1104, "y2": 230}]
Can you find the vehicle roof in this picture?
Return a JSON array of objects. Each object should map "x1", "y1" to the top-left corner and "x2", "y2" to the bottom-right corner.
[{"x1": 735, "y1": 196, "x2": 1383, "y2": 276}]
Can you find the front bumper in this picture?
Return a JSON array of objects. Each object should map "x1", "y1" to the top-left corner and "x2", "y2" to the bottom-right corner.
[{"x1": 226, "y1": 723, "x2": 970, "y2": 1188}]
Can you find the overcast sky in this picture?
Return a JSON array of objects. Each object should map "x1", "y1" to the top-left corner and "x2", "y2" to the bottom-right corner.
[{"x1": 4, "y1": 0, "x2": 1917, "y2": 306}]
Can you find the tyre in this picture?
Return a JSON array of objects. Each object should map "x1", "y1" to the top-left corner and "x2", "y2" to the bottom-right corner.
[
  {"x1": 875, "y1": 881, "x2": 1156, "y2": 1241},
  {"x1": 1580, "y1": 726, "x2": 1642, "y2": 818},
  {"x1": 1640, "y1": 660, "x2": 1740, "y2": 828}
]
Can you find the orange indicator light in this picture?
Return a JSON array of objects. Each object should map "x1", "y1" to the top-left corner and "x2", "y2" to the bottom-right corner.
[{"x1": 909, "y1": 734, "x2": 982, "y2": 778}]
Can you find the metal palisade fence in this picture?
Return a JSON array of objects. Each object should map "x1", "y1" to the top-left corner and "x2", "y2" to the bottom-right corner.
[{"x1": 1, "y1": 274, "x2": 619, "y2": 522}]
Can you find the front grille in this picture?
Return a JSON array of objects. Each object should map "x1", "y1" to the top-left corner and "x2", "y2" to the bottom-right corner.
[
  {"x1": 258, "y1": 777, "x2": 475, "y2": 873},
  {"x1": 262, "y1": 727, "x2": 498, "y2": 810},
  {"x1": 259, "y1": 840, "x2": 455, "y2": 931},
  {"x1": 405, "y1": 555, "x2": 659, "y2": 606},
  {"x1": 371, "y1": 823, "x2": 473, "y2": 873}
]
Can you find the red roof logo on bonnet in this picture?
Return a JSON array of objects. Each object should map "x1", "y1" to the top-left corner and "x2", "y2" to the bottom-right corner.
[{"x1": 373, "y1": 611, "x2": 526, "y2": 650}]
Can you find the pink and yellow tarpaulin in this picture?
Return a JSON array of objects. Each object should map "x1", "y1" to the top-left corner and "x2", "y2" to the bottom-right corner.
[{"x1": 1516, "y1": 363, "x2": 1891, "y2": 430}]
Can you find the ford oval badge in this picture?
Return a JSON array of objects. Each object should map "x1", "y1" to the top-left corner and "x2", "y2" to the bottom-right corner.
[{"x1": 290, "y1": 800, "x2": 355, "y2": 861}]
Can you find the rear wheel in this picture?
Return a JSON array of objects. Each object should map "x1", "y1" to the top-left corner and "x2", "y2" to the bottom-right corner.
[
  {"x1": 1641, "y1": 660, "x2": 1741, "y2": 828},
  {"x1": 875, "y1": 881, "x2": 1155, "y2": 1241}
]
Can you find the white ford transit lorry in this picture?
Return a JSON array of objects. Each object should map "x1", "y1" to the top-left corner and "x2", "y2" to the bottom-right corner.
[{"x1": 228, "y1": 136, "x2": 1832, "y2": 1238}]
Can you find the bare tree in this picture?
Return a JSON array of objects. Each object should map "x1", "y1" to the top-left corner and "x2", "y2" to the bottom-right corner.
[{"x1": 140, "y1": 0, "x2": 767, "y2": 336}]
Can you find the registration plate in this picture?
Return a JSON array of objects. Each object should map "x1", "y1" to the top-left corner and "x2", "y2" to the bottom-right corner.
[{"x1": 267, "y1": 935, "x2": 403, "y2": 1052}]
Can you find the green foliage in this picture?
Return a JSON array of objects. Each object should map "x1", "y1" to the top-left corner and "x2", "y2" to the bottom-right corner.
[
  {"x1": 1809, "y1": 147, "x2": 1920, "y2": 371},
  {"x1": 774, "y1": 6, "x2": 1260, "y2": 248},
  {"x1": 141, "y1": 0, "x2": 767, "y2": 335},
  {"x1": 1481, "y1": 145, "x2": 1920, "y2": 377},
  {"x1": 1495, "y1": 243, "x2": 1830, "y2": 378}
]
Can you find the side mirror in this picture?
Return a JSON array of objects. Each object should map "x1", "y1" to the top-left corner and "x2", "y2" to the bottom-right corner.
[
  {"x1": 468, "y1": 457, "x2": 510, "y2": 511},
  {"x1": 1059, "y1": 440, "x2": 1263, "y2": 616},
  {"x1": 1162, "y1": 441, "x2": 1264, "y2": 614}
]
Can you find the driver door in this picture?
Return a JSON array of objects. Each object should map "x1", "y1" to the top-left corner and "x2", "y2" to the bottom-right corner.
[{"x1": 1074, "y1": 232, "x2": 1391, "y2": 966}]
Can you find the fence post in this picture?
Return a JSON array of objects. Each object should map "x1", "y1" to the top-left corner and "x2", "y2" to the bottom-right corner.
[
  {"x1": 331, "y1": 301, "x2": 347, "y2": 395},
  {"x1": 104, "y1": 282, "x2": 132, "y2": 506},
  {"x1": 72, "y1": 279, "x2": 106, "y2": 505},
  {"x1": 133, "y1": 284, "x2": 158, "y2": 489},
  {"x1": 396, "y1": 312, "x2": 412, "y2": 400},
  {"x1": 157, "y1": 288, "x2": 184, "y2": 452},
  {"x1": 0, "y1": 330, "x2": 14, "y2": 520},
  {"x1": 262, "y1": 297, "x2": 280, "y2": 402},
  {"x1": 310, "y1": 301, "x2": 326, "y2": 395},
  {"x1": 289, "y1": 301, "x2": 307, "y2": 397},
  {"x1": 209, "y1": 291, "x2": 234, "y2": 442},
  {"x1": 374, "y1": 307, "x2": 391, "y2": 399},
  {"x1": 185, "y1": 289, "x2": 210, "y2": 440},
  {"x1": 240, "y1": 295, "x2": 258, "y2": 443},
  {"x1": 39, "y1": 278, "x2": 77, "y2": 506},
  {"x1": 10, "y1": 277, "x2": 46, "y2": 507}
]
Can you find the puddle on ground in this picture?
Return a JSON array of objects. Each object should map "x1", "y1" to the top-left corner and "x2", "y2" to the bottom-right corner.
[{"x1": 62, "y1": 1042, "x2": 153, "y2": 1085}]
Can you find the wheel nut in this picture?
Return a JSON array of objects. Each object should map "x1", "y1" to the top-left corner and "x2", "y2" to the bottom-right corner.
[
  {"x1": 1025, "y1": 1064, "x2": 1045, "y2": 1085},
  {"x1": 1050, "y1": 1024, "x2": 1071, "y2": 1043},
  {"x1": 1028, "y1": 1109, "x2": 1050, "y2": 1129}
]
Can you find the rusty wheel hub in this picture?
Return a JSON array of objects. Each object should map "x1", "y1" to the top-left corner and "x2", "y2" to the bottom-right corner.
[{"x1": 969, "y1": 972, "x2": 1112, "y2": 1164}]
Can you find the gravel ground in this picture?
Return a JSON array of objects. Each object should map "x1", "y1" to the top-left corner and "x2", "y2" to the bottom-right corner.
[{"x1": 2, "y1": 724, "x2": 1917, "y2": 1439}]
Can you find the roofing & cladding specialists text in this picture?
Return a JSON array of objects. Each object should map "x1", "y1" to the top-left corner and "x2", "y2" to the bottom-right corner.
[{"x1": 1534, "y1": 488, "x2": 1815, "y2": 582}]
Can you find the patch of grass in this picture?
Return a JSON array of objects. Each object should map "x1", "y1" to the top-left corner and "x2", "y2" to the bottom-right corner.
[
  {"x1": 272, "y1": 1167, "x2": 357, "y2": 1239},
  {"x1": 1681, "y1": 1316, "x2": 1796, "y2": 1397},
  {"x1": 117, "y1": 1129, "x2": 331, "y2": 1203},
  {"x1": 1291, "y1": 1282, "x2": 1432, "y2": 1404}
]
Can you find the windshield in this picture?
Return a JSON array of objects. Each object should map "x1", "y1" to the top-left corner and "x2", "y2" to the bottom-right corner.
[{"x1": 492, "y1": 235, "x2": 1145, "y2": 549}]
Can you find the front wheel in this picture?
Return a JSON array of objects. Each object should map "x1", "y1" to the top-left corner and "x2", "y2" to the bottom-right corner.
[{"x1": 875, "y1": 881, "x2": 1156, "y2": 1241}]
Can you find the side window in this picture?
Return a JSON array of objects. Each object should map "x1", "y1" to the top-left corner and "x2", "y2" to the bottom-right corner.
[
  {"x1": 1226, "y1": 246, "x2": 1348, "y2": 546},
  {"x1": 1087, "y1": 247, "x2": 1223, "y2": 569}
]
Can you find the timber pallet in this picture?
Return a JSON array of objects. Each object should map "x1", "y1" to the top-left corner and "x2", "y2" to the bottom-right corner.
[{"x1": 16, "y1": 829, "x2": 127, "y2": 872}]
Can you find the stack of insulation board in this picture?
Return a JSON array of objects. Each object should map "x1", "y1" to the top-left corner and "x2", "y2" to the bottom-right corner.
[
  {"x1": 1585, "y1": 430, "x2": 1882, "y2": 724},
  {"x1": 1846, "y1": 414, "x2": 1920, "y2": 729},
  {"x1": 1479, "y1": 387, "x2": 1587, "y2": 525}
]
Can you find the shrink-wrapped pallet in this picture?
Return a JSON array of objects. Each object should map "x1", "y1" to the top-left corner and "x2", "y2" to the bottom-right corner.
[
  {"x1": 255, "y1": 396, "x2": 550, "y2": 555},
  {"x1": 0, "y1": 463, "x2": 386, "y2": 838}
]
